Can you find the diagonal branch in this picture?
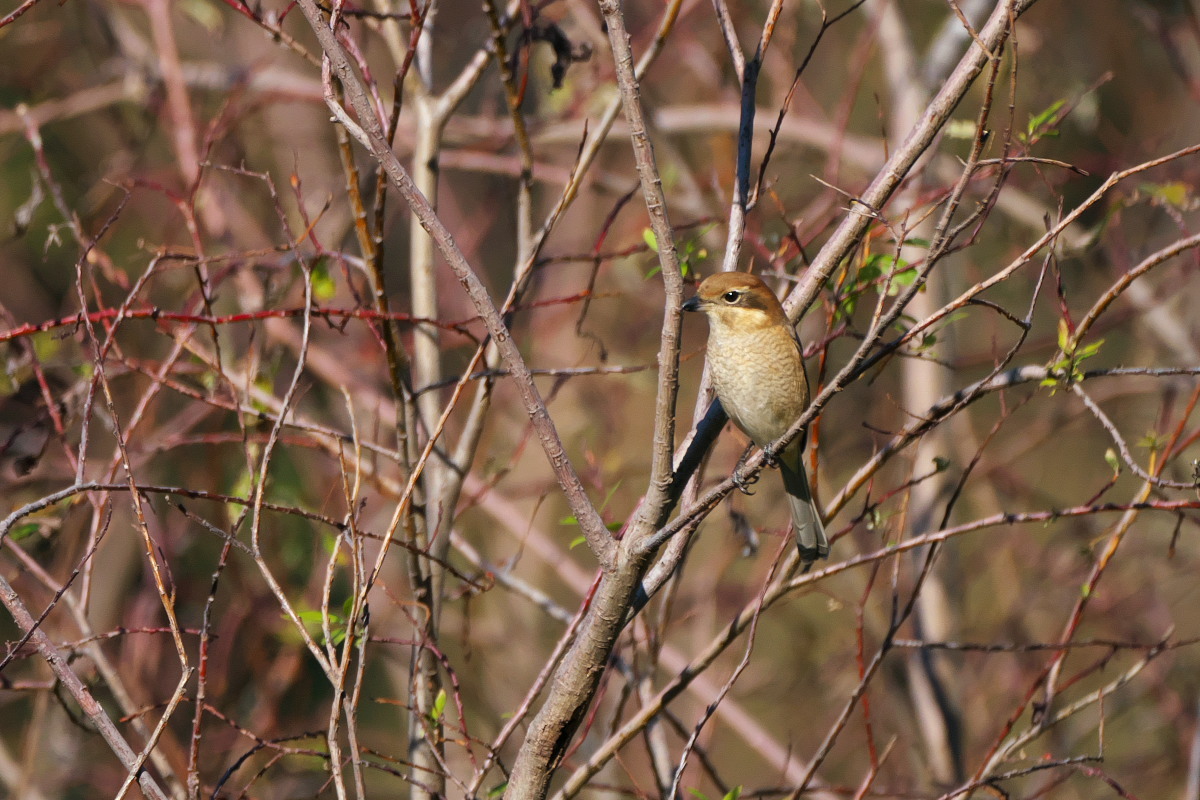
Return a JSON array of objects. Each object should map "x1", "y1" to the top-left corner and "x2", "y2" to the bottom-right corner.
[
  {"x1": 291, "y1": 0, "x2": 615, "y2": 569},
  {"x1": 0, "y1": 573, "x2": 172, "y2": 800},
  {"x1": 784, "y1": 0, "x2": 1038, "y2": 319}
]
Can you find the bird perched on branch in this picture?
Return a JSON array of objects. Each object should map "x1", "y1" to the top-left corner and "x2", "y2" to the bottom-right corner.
[{"x1": 683, "y1": 271, "x2": 828, "y2": 567}]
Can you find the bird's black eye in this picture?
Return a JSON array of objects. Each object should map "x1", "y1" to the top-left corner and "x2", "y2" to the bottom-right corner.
[{"x1": 722, "y1": 290, "x2": 740, "y2": 303}]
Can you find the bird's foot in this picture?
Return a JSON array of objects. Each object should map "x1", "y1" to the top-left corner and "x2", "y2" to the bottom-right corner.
[
  {"x1": 761, "y1": 444, "x2": 779, "y2": 468},
  {"x1": 732, "y1": 467, "x2": 759, "y2": 495}
]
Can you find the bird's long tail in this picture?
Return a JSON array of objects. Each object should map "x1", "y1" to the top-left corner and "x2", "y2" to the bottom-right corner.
[{"x1": 779, "y1": 452, "x2": 828, "y2": 570}]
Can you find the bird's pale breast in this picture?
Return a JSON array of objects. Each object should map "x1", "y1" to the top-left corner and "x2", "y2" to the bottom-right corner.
[{"x1": 706, "y1": 324, "x2": 808, "y2": 448}]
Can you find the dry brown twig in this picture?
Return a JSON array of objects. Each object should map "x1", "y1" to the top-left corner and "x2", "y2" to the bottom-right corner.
[{"x1": 4, "y1": 1, "x2": 1200, "y2": 799}]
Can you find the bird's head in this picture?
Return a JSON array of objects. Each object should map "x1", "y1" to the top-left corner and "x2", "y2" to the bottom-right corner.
[{"x1": 682, "y1": 272, "x2": 790, "y2": 332}]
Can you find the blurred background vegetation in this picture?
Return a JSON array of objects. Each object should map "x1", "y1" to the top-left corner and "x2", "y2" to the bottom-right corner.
[{"x1": 1, "y1": 0, "x2": 1199, "y2": 798}]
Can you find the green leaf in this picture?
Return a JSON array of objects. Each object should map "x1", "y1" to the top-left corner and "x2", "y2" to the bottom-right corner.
[
  {"x1": 249, "y1": 374, "x2": 277, "y2": 414},
  {"x1": 311, "y1": 258, "x2": 337, "y2": 301},
  {"x1": 674, "y1": 224, "x2": 716, "y2": 278},
  {"x1": 687, "y1": 790, "x2": 710, "y2": 800},
  {"x1": 836, "y1": 293, "x2": 857, "y2": 320},
  {"x1": 1104, "y1": 448, "x2": 1119, "y2": 476},
  {"x1": 1076, "y1": 339, "x2": 1104, "y2": 361},
  {"x1": 723, "y1": 787, "x2": 743, "y2": 800},
  {"x1": 569, "y1": 535, "x2": 587, "y2": 550},
  {"x1": 865, "y1": 506, "x2": 891, "y2": 531},
  {"x1": 827, "y1": 289, "x2": 856, "y2": 321},
  {"x1": 863, "y1": 252, "x2": 905, "y2": 273},
  {"x1": 1025, "y1": 99, "x2": 1066, "y2": 142},
  {"x1": 296, "y1": 609, "x2": 348, "y2": 646},
  {"x1": 430, "y1": 688, "x2": 448, "y2": 722},
  {"x1": 1138, "y1": 431, "x2": 1165, "y2": 452},
  {"x1": 488, "y1": 783, "x2": 508, "y2": 798},
  {"x1": 32, "y1": 331, "x2": 61, "y2": 362},
  {"x1": 11, "y1": 523, "x2": 41, "y2": 542},
  {"x1": 642, "y1": 228, "x2": 659, "y2": 253},
  {"x1": 297, "y1": 609, "x2": 324, "y2": 626},
  {"x1": 1140, "y1": 181, "x2": 1191, "y2": 209},
  {"x1": 857, "y1": 263, "x2": 881, "y2": 283},
  {"x1": 861, "y1": 252, "x2": 917, "y2": 295},
  {"x1": 598, "y1": 480, "x2": 623, "y2": 512},
  {"x1": 888, "y1": 266, "x2": 919, "y2": 295}
]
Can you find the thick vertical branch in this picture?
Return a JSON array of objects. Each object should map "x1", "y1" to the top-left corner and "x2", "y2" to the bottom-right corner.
[
  {"x1": 406, "y1": 94, "x2": 449, "y2": 800},
  {"x1": 597, "y1": 0, "x2": 685, "y2": 526},
  {"x1": 505, "y1": 0, "x2": 690, "y2": 793},
  {"x1": 507, "y1": 2, "x2": 1043, "y2": 795},
  {"x1": 504, "y1": 557, "x2": 653, "y2": 798}
]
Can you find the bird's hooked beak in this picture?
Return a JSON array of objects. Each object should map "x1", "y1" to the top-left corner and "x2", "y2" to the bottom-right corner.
[{"x1": 682, "y1": 295, "x2": 703, "y2": 313}]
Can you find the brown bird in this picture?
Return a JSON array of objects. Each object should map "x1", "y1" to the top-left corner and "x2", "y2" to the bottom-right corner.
[{"x1": 683, "y1": 271, "x2": 828, "y2": 566}]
